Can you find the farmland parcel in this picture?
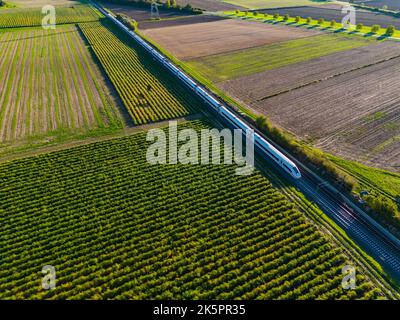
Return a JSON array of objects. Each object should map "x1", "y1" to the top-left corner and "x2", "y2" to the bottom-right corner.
[
  {"x1": 140, "y1": 19, "x2": 321, "y2": 60},
  {"x1": 0, "y1": 25, "x2": 123, "y2": 143},
  {"x1": 186, "y1": 34, "x2": 374, "y2": 82},
  {"x1": 80, "y1": 21, "x2": 203, "y2": 125},
  {"x1": 0, "y1": 120, "x2": 384, "y2": 299}
]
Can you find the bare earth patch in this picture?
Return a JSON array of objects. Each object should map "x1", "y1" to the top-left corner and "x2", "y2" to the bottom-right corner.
[
  {"x1": 160, "y1": 0, "x2": 245, "y2": 11},
  {"x1": 219, "y1": 41, "x2": 400, "y2": 103},
  {"x1": 139, "y1": 14, "x2": 227, "y2": 30},
  {"x1": 102, "y1": 2, "x2": 193, "y2": 22},
  {"x1": 141, "y1": 19, "x2": 320, "y2": 60},
  {"x1": 247, "y1": 48, "x2": 400, "y2": 172}
]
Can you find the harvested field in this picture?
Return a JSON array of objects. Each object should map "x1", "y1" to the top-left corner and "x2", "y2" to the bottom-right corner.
[
  {"x1": 139, "y1": 14, "x2": 227, "y2": 29},
  {"x1": 187, "y1": 33, "x2": 373, "y2": 82},
  {"x1": 219, "y1": 41, "x2": 400, "y2": 103},
  {"x1": 161, "y1": 0, "x2": 245, "y2": 11},
  {"x1": 141, "y1": 19, "x2": 320, "y2": 60},
  {"x1": 222, "y1": 0, "x2": 333, "y2": 9},
  {"x1": 0, "y1": 25, "x2": 123, "y2": 143},
  {"x1": 102, "y1": 2, "x2": 193, "y2": 22},
  {"x1": 259, "y1": 5, "x2": 400, "y2": 28},
  {"x1": 253, "y1": 56, "x2": 400, "y2": 171},
  {"x1": 352, "y1": 0, "x2": 400, "y2": 11}
]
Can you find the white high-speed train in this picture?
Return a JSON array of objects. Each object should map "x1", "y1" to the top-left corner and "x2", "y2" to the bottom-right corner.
[{"x1": 92, "y1": 2, "x2": 302, "y2": 179}]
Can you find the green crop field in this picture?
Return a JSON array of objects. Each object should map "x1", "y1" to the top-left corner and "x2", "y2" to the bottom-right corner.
[
  {"x1": 187, "y1": 34, "x2": 375, "y2": 82},
  {"x1": 0, "y1": 120, "x2": 383, "y2": 299},
  {"x1": 222, "y1": 0, "x2": 331, "y2": 9},
  {"x1": 0, "y1": 24, "x2": 123, "y2": 144},
  {"x1": 79, "y1": 21, "x2": 203, "y2": 125},
  {"x1": 0, "y1": 5, "x2": 101, "y2": 28}
]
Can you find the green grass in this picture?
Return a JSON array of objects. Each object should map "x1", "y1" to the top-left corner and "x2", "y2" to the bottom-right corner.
[
  {"x1": 327, "y1": 155, "x2": 400, "y2": 199},
  {"x1": 222, "y1": 0, "x2": 331, "y2": 9},
  {"x1": 187, "y1": 33, "x2": 375, "y2": 82},
  {"x1": 0, "y1": 119, "x2": 384, "y2": 299}
]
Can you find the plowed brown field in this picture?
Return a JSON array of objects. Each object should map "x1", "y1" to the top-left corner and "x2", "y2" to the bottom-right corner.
[
  {"x1": 141, "y1": 19, "x2": 321, "y2": 60},
  {"x1": 248, "y1": 49, "x2": 400, "y2": 171},
  {"x1": 219, "y1": 41, "x2": 400, "y2": 103}
]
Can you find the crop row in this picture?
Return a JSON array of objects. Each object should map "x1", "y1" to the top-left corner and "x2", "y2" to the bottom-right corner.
[
  {"x1": 0, "y1": 25, "x2": 122, "y2": 142},
  {"x1": 0, "y1": 5, "x2": 101, "y2": 28},
  {"x1": 0, "y1": 120, "x2": 383, "y2": 299},
  {"x1": 79, "y1": 21, "x2": 202, "y2": 125}
]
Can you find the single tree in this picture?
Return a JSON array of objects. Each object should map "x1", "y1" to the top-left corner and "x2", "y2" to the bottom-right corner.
[
  {"x1": 385, "y1": 25, "x2": 395, "y2": 36},
  {"x1": 306, "y1": 17, "x2": 312, "y2": 24},
  {"x1": 371, "y1": 24, "x2": 380, "y2": 33},
  {"x1": 273, "y1": 13, "x2": 279, "y2": 19},
  {"x1": 317, "y1": 18, "x2": 324, "y2": 25},
  {"x1": 295, "y1": 16, "x2": 301, "y2": 23},
  {"x1": 356, "y1": 23, "x2": 363, "y2": 31},
  {"x1": 283, "y1": 14, "x2": 290, "y2": 21},
  {"x1": 330, "y1": 20, "x2": 336, "y2": 27}
]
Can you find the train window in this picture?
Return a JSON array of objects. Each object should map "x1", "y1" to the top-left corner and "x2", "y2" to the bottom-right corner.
[
  {"x1": 263, "y1": 147, "x2": 279, "y2": 162},
  {"x1": 292, "y1": 167, "x2": 299, "y2": 174}
]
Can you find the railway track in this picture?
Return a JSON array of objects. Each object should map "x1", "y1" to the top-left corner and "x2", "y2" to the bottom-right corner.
[
  {"x1": 91, "y1": 0, "x2": 400, "y2": 291},
  {"x1": 297, "y1": 168, "x2": 400, "y2": 277}
]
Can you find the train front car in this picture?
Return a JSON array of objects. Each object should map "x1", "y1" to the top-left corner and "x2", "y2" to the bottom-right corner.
[
  {"x1": 290, "y1": 164, "x2": 302, "y2": 179},
  {"x1": 286, "y1": 161, "x2": 302, "y2": 179}
]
